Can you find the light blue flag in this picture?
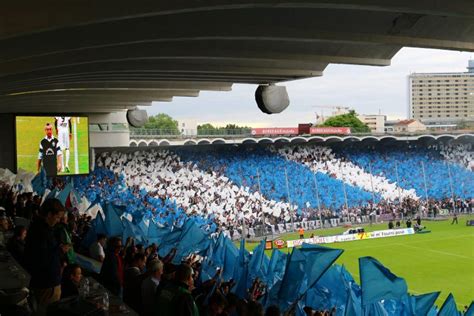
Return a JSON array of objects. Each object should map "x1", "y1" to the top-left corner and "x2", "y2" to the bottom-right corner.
[
  {"x1": 212, "y1": 233, "x2": 226, "y2": 267},
  {"x1": 413, "y1": 292, "x2": 440, "y2": 316},
  {"x1": 122, "y1": 218, "x2": 144, "y2": 245},
  {"x1": 222, "y1": 237, "x2": 239, "y2": 281},
  {"x1": 57, "y1": 183, "x2": 73, "y2": 206},
  {"x1": 438, "y1": 293, "x2": 461, "y2": 316},
  {"x1": 363, "y1": 302, "x2": 389, "y2": 316},
  {"x1": 173, "y1": 220, "x2": 210, "y2": 264},
  {"x1": 147, "y1": 221, "x2": 169, "y2": 246},
  {"x1": 157, "y1": 227, "x2": 182, "y2": 257},
  {"x1": 266, "y1": 249, "x2": 287, "y2": 288},
  {"x1": 464, "y1": 301, "x2": 474, "y2": 316},
  {"x1": 359, "y1": 256, "x2": 408, "y2": 307},
  {"x1": 31, "y1": 168, "x2": 47, "y2": 195},
  {"x1": 233, "y1": 238, "x2": 250, "y2": 298},
  {"x1": 248, "y1": 238, "x2": 268, "y2": 286},
  {"x1": 299, "y1": 244, "x2": 344, "y2": 293},
  {"x1": 277, "y1": 248, "x2": 307, "y2": 310},
  {"x1": 46, "y1": 188, "x2": 58, "y2": 200},
  {"x1": 307, "y1": 265, "x2": 348, "y2": 313},
  {"x1": 80, "y1": 213, "x2": 107, "y2": 249},
  {"x1": 104, "y1": 203, "x2": 124, "y2": 237},
  {"x1": 341, "y1": 264, "x2": 362, "y2": 316}
]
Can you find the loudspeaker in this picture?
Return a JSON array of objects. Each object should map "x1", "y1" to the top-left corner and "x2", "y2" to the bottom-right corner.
[
  {"x1": 126, "y1": 108, "x2": 148, "y2": 128},
  {"x1": 255, "y1": 85, "x2": 290, "y2": 114}
]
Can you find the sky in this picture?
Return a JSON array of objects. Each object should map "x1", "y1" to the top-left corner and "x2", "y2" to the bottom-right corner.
[{"x1": 147, "y1": 48, "x2": 473, "y2": 127}]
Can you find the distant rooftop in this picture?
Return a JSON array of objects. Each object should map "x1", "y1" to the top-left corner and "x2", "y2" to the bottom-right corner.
[{"x1": 410, "y1": 60, "x2": 474, "y2": 77}]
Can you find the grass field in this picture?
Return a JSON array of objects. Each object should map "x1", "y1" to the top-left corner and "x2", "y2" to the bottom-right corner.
[
  {"x1": 16, "y1": 116, "x2": 89, "y2": 175},
  {"x1": 243, "y1": 216, "x2": 474, "y2": 308}
]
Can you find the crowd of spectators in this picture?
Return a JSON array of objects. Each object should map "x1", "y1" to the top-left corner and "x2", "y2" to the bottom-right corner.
[
  {"x1": 1, "y1": 182, "x2": 343, "y2": 316},
  {"x1": 0, "y1": 141, "x2": 472, "y2": 315}
]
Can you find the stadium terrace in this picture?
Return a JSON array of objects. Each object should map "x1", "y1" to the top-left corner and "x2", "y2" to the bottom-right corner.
[{"x1": 1, "y1": 137, "x2": 473, "y2": 315}]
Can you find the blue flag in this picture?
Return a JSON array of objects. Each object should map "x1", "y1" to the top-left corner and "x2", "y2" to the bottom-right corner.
[
  {"x1": 222, "y1": 237, "x2": 239, "y2": 281},
  {"x1": 299, "y1": 244, "x2": 344, "y2": 293},
  {"x1": 31, "y1": 168, "x2": 47, "y2": 195},
  {"x1": 465, "y1": 302, "x2": 474, "y2": 316},
  {"x1": 212, "y1": 233, "x2": 226, "y2": 267},
  {"x1": 413, "y1": 292, "x2": 440, "y2": 316},
  {"x1": 359, "y1": 256, "x2": 408, "y2": 306},
  {"x1": 363, "y1": 302, "x2": 389, "y2": 316},
  {"x1": 173, "y1": 220, "x2": 210, "y2": 264},
  {"x1": 277, "y1": 248, "x2": 307, "y2": 310},
  {"x1": 147, "y1": 221, "x2": 169, "y2": 246},
  {"x1": 438, "y1": 293, "x2": 461, "y2": 316},
  {"x1": 104, "y1": 203, "x2": 124, "y2": 237},
  {"x1": 306, "y1": 265, "x2": 349, "y2": 313},
  {"x1": 233, "y1": 238, "x2": 250, "y2": 298},
  {"x1": 157, "y1": 227, "x2": 182, "y2": 257},
  {"x1": 341, "y1": 265, "x2": 362, "y2": 316},
  {"x1": 57, "y1": 183, "x2": 73, "y2": 206},
  {"x1": 248, "y1": 238, "x2": 269, "y2": 286},
  {"x1": 265, "y1": 249, "x2": 287, "y2": 288}
]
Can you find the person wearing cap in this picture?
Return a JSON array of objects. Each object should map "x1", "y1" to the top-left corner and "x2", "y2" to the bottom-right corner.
[{"x1": 154, "y1": 263, "x2": 199, "y2": 316}]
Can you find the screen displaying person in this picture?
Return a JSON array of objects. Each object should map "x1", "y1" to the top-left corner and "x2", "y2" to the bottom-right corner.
[
  {"x1": 55, "y1": 116, "x2": 71, "y2": 173},
  {"x1": 37, "y1": 123, "x2": 62, "y2": 176}
]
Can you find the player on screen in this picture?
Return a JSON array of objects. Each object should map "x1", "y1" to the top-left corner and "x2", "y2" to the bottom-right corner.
[
  {"x1": 37, "y1": 123, "x2": 62, "y2": 177},
  {"x1": 55, "y1": 116, "x2": 72, "y2": 173}
]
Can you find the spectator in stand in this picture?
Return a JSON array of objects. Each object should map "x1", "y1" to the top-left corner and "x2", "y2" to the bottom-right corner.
[
  {"x1": 201, "y1": 292, "x2": 228, "y2": 316},
  {"x1": 24, "y1": 198, "x2": 67, "y2": 313},
  {"x1": 0, "y1": 211, "x2": 11, "y2": 245},
  {"x1": 7, "y1": 225, "x2": 27, "y2": 266},
  {"x1": 89, "y1": 233, "x2": 107, "y2": 262},
  {"x1": 265, "y1": 305, "x2": 281, "y2": 316},
  {"x1": 141, "y1": 259, "x2": 163, "y2": 316},
  {"x1": 123, "y1": 252, "x2": 146, "y2": 312},
  {"x1": 60, "y1": 264, "x2": 83, "y2": 299},
  {"x1": 55, "y1": 211, "x2": 76, "y2": 265},
  {"x1": 100, "y1": 236, "x2": 124, "y2": 296},
  {"x1": 154, "y1": 263, "x2": 199, "y2": 316}
]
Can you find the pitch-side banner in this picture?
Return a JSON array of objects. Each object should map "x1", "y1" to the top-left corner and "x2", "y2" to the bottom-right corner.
[
  {"x1": 286, "y1": 228, "x2": 415, "y2": 248},
  {"x1": 251, "y1": 128, "x2": 299, "y2": 136},
  {"x1": 309, "y1": 127, "x2": 351, "y2": 135}
]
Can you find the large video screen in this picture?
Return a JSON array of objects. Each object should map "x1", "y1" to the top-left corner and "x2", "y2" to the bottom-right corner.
[{"x1": 16, "y1": 116, "x2": 90, "y2": 176}]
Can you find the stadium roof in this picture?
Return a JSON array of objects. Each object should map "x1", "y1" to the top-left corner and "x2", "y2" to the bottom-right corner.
[{"x1": 2, "y1": 1, "x2": 474, "y2": 113}]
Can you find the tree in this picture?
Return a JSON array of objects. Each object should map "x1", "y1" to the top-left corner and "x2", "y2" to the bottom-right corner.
[
  {"x1": 197, "y1": 123, "x2": 251, "y2": 135},
  {"x1": 319, "y1": 110, "x2": 371, "y2": 133},
  {"x1": 142, "y1": 113, "x2": 179, "y2": 133}
]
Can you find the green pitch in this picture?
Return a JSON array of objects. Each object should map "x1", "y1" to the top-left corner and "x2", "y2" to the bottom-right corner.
[
  {"x1": 16, "y1": 116, "x2": 90, "y2": 175},
  {"x1": 244, "y1": 216, "x2": 474, "y2": 308}
]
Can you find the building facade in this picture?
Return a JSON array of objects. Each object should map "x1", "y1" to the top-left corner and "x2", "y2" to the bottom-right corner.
[
  {"x1": 409, "y1": 60, "x2": 474, "y2": 127},
  {"x1": 357, "y1": 114, "x2": 386, "y2": 133},
  {"x1": 393, "y1": 119, "x2": 426, "y2": 133}
]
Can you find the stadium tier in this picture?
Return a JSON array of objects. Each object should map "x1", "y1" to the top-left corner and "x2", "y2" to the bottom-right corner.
[
  {"x1": 1, "y1": 140, "x2": 473, "y2": 315},
  {"x1": 92, "y1": 142, "x2": 473, "y2": 230}
]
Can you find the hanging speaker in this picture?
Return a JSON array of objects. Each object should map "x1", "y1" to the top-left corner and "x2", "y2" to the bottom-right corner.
[
  {"x1": 126, "y1": 108, "x2": 148, "y2": 128},
  {"x1": 255, "y1": 85, "x2": 290, "y2": 114}
]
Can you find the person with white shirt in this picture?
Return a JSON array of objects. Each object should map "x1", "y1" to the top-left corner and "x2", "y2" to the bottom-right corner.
[
  {"x1": 89, "y1": 234, "x2": 106, "y2": 262},
  {"x1": 141, "y1": 259, "x2": 163, "y2": 316}
]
